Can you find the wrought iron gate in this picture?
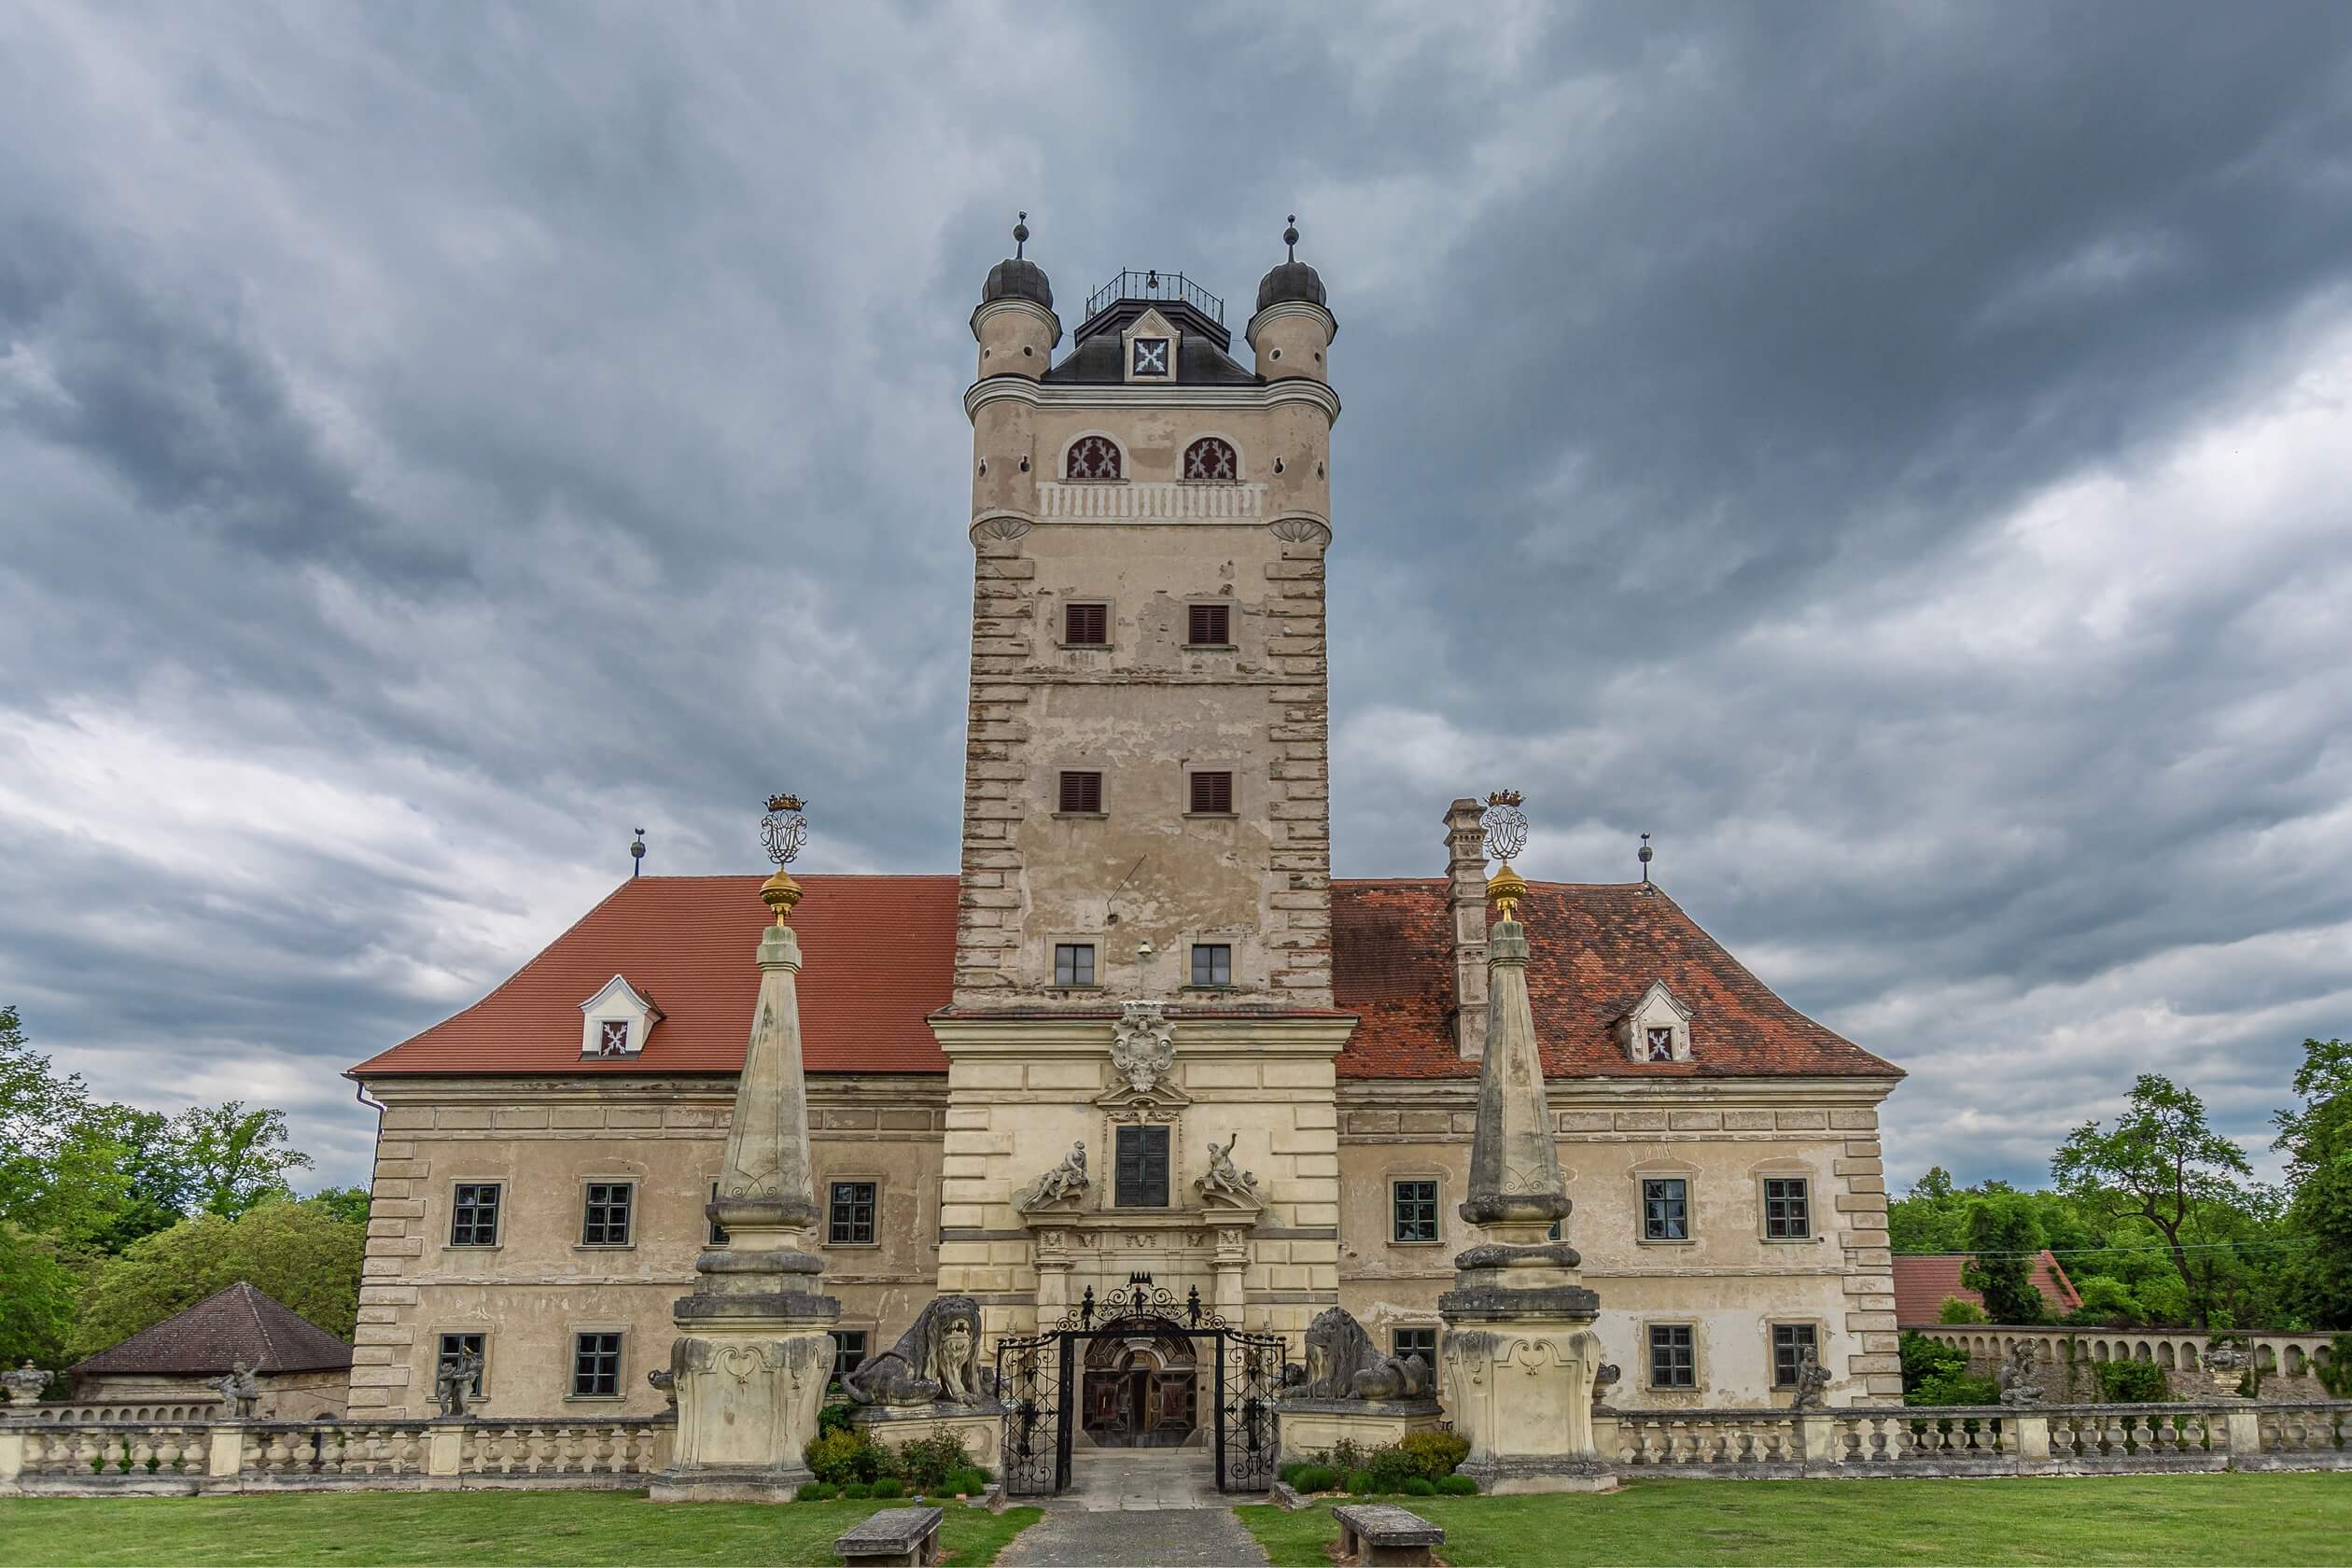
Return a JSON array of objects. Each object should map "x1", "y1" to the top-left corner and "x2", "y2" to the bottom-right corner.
[{"x1": 994, "y1": 1281, "x2": 1289, "y2": 1495}]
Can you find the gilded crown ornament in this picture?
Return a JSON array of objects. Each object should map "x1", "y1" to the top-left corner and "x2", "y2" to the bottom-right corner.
[
  {"x1": 759, "y1": 793, "x2": 807, "y2": 924},
  {"x1": 1482, "y1": 790, "x2": 1530, "y2": 922}
]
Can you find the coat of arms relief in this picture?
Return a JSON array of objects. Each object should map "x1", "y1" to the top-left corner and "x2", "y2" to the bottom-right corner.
[{"x1": 1108, "y1": 1000, "x2": 1176, "y2": 1095}]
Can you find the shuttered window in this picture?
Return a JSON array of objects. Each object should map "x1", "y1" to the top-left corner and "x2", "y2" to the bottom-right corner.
[
  {"x1": 1113, "y1": 1125, "x2": 1170, "y2": 1208},
  {"x1": 1058, "y1": 771, "x2": 1103, "y2": 814},
  {"x1": 1187, "y1": 603, "x2": 1230, "y2": 646},
  {"x1": 1064, "y1": 602, "x2": 1109, "y2": 646},
  {"x1": 1188, "y1": 771, "x2": 1234, "y2": 815}
]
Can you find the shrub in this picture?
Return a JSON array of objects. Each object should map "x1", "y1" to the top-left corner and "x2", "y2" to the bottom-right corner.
[
  {"x1": 894, "y1": 1433, "x2": 979, "y2": 1492},
  {"x1": 1278, "y1": 1462, "x2": 1313, "y2": 1489},
  {"x1": 943, "y1": 1467, "x2": 991, "y2": 1498},
  {"x1": 870, "y1": 1478, "x2": 904, "y2": 1500},
  {"x1": 1365, "y1": 1444, "x2": 1423, "y2": 1491},
  {"x1": 1909, "y1": 1369, "x2": 2001, "y2": 1407},
  {"x1": 840, "y1": 1482, "x2": 873, "y2": 1500},
  {"x1": 1435, "y1": 1474, "x2": 1478, "y2": 1496},
  {"x1": 1938, "y1": 1296, "x2": 1989, "y2": 1324},
  {"x1": 794, "y1": 1481, "x2": 836, "y2": 1502},
  {"x1": 2320, "y1": 1335, "x2": 2352, "y2": 1400},
  {"x1": 818, "y1": 1401, "x2": 853, "y2": 1436},
  {"x1": 1899, "y1": 1331, "x2": 1969, "y2": 1396},
  {"x1": 805, "y1": 1427, "x2": 890, "y2": 1486},
  {"x1": 1401, "y1": 1477, "x2": 1437, "y2": 1497},
  {"x1": 2096, "y1": 1358, "x2": 2170, "y2": 1404},
  {"x1": 1398, "y1": 1430, "x2": 1470, "y2": 1480},
  {"x1": 1288, "y1": 1464, "x2": 1339, "y2": 1493},
  {"x1": 1343, "y1": 1468, "x2": 1379, "y2": 1495}
]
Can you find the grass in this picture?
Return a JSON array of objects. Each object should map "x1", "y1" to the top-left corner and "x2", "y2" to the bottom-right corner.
[
  {"x1": 1237, "y1": 1472, "x2": 2352, "y2": 1566},
  {"x1": 0, "y1": 1490, "x2": 1043, "y2": 1567}
]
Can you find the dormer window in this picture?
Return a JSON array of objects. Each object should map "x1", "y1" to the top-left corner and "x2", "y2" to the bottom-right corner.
[
  {"x1": 599, "y1": 1020, "x2": 631, "y2": 1056},
  {"x1": 1645, "y1": 1027, "x2": 1674, "y2": 1063},
  {"x1": 1183, "y1": 436, "x2": 1238, "y2": 481},
  {"x1": 578, "y1": 975, "x2": 661, "y2": 1058},
  {"x1": 1066, "y1": 437, "x2": 1121, "y2": 480},
  {"x1": 1620, "y1": 981, "x2": 1693, "y2": 1063},
  {"x1": 1131, "y1": 337, "x2": 1170, "y2": 377}
]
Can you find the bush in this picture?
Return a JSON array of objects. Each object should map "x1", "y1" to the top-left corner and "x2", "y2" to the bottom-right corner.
[
  {"x1": 1343, "y1": 1468, "x2": 1379, "y2": 1495},
  {"x1": 1899, "y1": 1331, "x2": 1969, "y2": 1396},
  {"x1": 794, "y1": 1481, "x2": 836, "y2": 1502},
  {"x1": 1398, "y1": 1430, "x2": 1471, "y2": 1480},
  {"x1": 1938, "y1": 1296, "x2": 1989, "y2": 1324},
  {"x1": 943, "y1": 1467, "x2": 991, "y2": 1498},
  {"x1": 1401, "y1": 1476, "x2": 1437, "y2": 1496},
  {"x1": 894, "y1": 1433, "x2": 980, "y2": 1492},
  {"x1": 870, "y1": 1478, "x2": 904, "y2": 1500},
  {"x1": 1435, "y1": 1474, "x2": 1478, "y2": 1496},
  {"x1": 2320, "y1": 1335, "x2": 2352, "y2": 1400},
  {"x1": 1365, "y1": 1444, "x2": 1423, "y2": 1491},
  {"x1": 1910, "y1": 1369, "x2": 2001, "y2": 1407},
  {"x1": 805, "y1": 1427, "x2": 890, "y2": 1486},
  {"x1": 2096, "y1": 1358, "x2": 2170, "y2": 1403},
  {"x1": 840, "y1": 1482, "x2": 873, "y2": 1500},
  {"x1": 818, "y1": 1402, "x2": 853, "y2": 1436},
  {"x1": 1288, "y1": 1464, "x2": 1339, "y2": 1493}
]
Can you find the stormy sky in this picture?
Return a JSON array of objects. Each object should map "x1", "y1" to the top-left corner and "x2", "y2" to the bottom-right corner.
[{"x1": 5, "y1": 2, "x2": 2350, "y2": 1198}]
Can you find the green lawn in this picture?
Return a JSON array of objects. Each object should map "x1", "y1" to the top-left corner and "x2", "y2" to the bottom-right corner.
[
  {"x1": 1238, "y1": 1472, "x2": 2352, "y2": 1566},
  {"x1": 0, "y1": 1490, "x2": 1042, "y2": 1567}
]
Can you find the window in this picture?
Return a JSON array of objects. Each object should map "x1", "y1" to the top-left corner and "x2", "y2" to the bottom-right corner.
[
  {"x1": 581, "y1": 1183, "x2": 634, "y2": 1246},
  {"x1": 1547, "y1": 1218, "x2": 1562, "y2": 1241},
  {"x1": 1064, "y1": 602, "x2": 1109, "y2": 646},
  {"x1": 1183, "y1": 436, "x2": 1238, "y2": 481},
  {"x1": 1392, "y1": 1179, "x2": 1439, "y2": 1243},
  {"x1": 832, "y1": 1330, "x2": 870, "y2": 1383},
  {"x1": 1648, "y1": 1324, "x2": 1696, "y2": 1389},
  {"x1": 1772, "y1": 1323, "x2": 1819, "y2": 1389},
  {"x1": 1763, "y1": 1177, "x2": 1812, "y2": 1239},
  {"x1": 1642, "y1": 1178, "x2": 1689, "y2": 1241},
  {"x1": 1067, "y1": 436, "x2": 1121, "y2": 479},
  {"x1": 828, "y1": 1181, "x2": 877, "y2": 1245},
  {"x1": 1131, "y1": 337, "x2": 1170, "y2": 378},
  {"x1": 437, "y1": 1333, "x2": 485, "y2": 1398},
  {"x1": 1186, "y1": 602, "x2": 1231, "y2": 647},
  {"x1": 1188, "y1": 770, "x2": 1234, "y2": 815},
  {"x1": 1190, "y1": 943, "x2": 1232, "y2": 987},
  {"x1": 1645, "y1": 1026, "x2": 1674, "y2": 1062},
  {"x1": 1054, "y1": 943, "x2": 1097, "y2": 987},
  {"x1": 1393, "y1": 1327, "x2": 1437, "y2": 1366},
  {"x1": 1113, "y1": 1126, "x2": 1170, "y2": 1208},
  {"x1": 1058, "y1": 770, "x2": 1103, "y2": 815},
  {"x1": 597, "y1": 1018, "x2": 631, "y2": 1056},
  {"x1": 448, "y1": 1183, "x2": 501, "y2": 1248},
  {"x1": 707, "y1": 1182, "x2": 729, "y2": 1248},
  {"x1": 571, "y1": 1332, "x2": 622, "y2": 1398}
]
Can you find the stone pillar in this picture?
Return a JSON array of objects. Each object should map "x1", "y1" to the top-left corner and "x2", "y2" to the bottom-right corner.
[
  {"x1": 1213, "y1": 1226, "x2": 1252, "y2": 1321},
  {"x1": 426, "y1": 1421, "x2": 465, "y2": 1478},
  {"x1": 205, "y1": 1425, "x2": 244, "y2": 1479},
  {"x1": 653, "y1": 865, "x2": 841, "y2": 1503},
  {"x1": 1437, "y1": 875, "x2": 1614, "y2": 1493},
  {"x1": 1443, "y1": 800, "x2": 1490, "y2": 1061}
]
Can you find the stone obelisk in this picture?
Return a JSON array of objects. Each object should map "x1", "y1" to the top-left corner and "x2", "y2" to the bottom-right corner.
[
  {"x1": 652, "y1": 795, "x2": 841, "y2": 1503},
  {"x1": 1436, "y1": 793, "x2": 1615, "y2": 1493}
]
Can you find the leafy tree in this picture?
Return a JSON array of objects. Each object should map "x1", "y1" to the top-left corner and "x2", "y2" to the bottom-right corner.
[
  {"x1": 169, "y1": 1101, "x2": 312, "y2": 1218},
  {"x1": 72, "y1": 1196, "x2": 365, "y2": 1356},
  {"x1": 1888, "y1": 1166, "x2": 1966, "y2": 1253},
  {"x1": 1938, "y1": 1296, "x2": 1988, "y2": 1324},
  {"x1": 2066, "y1": 1274, "x2": 2143, "y2": 1326},
  {"x1": 2275, "y1": 1039, "x2": 2352, "y2": 1329},
  {"x1": 0, "y1": 1007, "x2": 90, "y2": 1223},
  {"x1": 0, "y1": 1223, "x2": 77, "y2": 1372},
  {"x1": 2051, "y1": 1074, "x2": 2255, "y2": 1329},
  {"x1": 1958, "y1": 1196, "x2": 2048, "y2": 1323},
  {"x1": 307, "y1": 1185, "x2": 374, "y2": 1226}
]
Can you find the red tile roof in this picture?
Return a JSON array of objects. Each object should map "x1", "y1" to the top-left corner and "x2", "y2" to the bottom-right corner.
[
  {"x1": 1892, "y1": 1252, "x2": 2084, "y2": 1325},
  {"x1": 351, "y1": 874, "x2": 1897, "y2": 1082},
  {"x1": 71, "y1": 1282, "x2": 353, "y2": 1376}
]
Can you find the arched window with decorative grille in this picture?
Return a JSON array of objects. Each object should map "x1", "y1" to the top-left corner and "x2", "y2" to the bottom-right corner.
[
  {"x1": 1183, "y1": 437, "x2": 1239, "y2": 482},
  {"x1": 1066, "y1": 436, "x2": 1122, "y2": 481}
]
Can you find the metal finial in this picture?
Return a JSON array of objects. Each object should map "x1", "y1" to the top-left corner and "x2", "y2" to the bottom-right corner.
[
  {"x1": 1639, "y1": 832, "x2": 1654, "y2": 886},
  {"x1": 1284, "y1": 215, "x2": 1298, "y2": 261},
  {"x1": 1014, "y1": 211, "x2": 1028, "y2": 259},
  {"x1": 758, "y1": 794, "x2": 808, "y2": 924},
  {"x1": 1481, "y1": 791, "x2": 1530, "y2": 921},
  {"x1": 630, "y1": 828, "x2": 646, "y2": 877}
]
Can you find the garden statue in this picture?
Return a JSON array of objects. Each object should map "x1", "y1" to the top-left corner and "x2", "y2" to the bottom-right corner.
[
  {"x1": 1788, "y1": 1347, "x2": 1830, "y2": 1411},
  {"x1": 842, "y1": 1295, "x2": 997, "y2": 1408},
  {"x1": 647, "y1": 1367, "x2": 678, "y2": 1410},
  {"x1": 1195, "y1": 1133, "x2": 1262, "y2": 1208},
  {"x1": 2, "y1": 1360, "x2": 46, "y2": 1409},
  {"x1": 1015, "y1": 1141, "x2": 1088, "y2": 1211},
  {"x1": 1286, "y1": 1306, "x2": 1433, "y2": 1402},
  {"x1": 433, "y1": 1345, "x2": 484, "y2": 1419},
  {"x1": 1997, "y1": 1340, "x2": 2045, "y2": 1407},
  {"x1": 210, "y1": 1360, "x2": 260, "y2": 1418}
]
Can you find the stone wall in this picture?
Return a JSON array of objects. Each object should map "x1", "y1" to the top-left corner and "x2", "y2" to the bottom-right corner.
[{"x1": 1916, "y1": 1324, "x2": 2344, "y2": 1404}]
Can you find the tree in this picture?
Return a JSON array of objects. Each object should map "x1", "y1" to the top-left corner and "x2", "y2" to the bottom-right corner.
[
  {"x1": 2052, "y1": 1074, "x2": 2255, "y2": 1329},
  {"x1": 0, "y1": 1223, "x2": 77, "y2": 1371},
  {"x1": 72, "y1": 1196, "x2": 366, "y2": 1356},
  {"x1": 307, "y1": 1185, "x2": 374, "y2": 1226},
  {"x1": 2275, "y1": 1039, "x2": 2352, "y2": 1328},
  {"x1": 169, "y1": 1101, "x2": 312, "y2": 1218},
  {"x1": 1958, "y1": 1195, "x2": 2048, "y2": 1323},
  {"x1": 0, "y1": 1006, "x2": 89, "y2": 1222},
  {"x1": 1888, "y1": 1166, "x2": 1965, "y2": 1253}
]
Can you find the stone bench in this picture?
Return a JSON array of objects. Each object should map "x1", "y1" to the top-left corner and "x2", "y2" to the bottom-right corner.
[
  {"x1": 1333, "y1": 1503, "x2": 1445, "y2": 1566},
  {"x1": 833, "y1": 1505, "x2": 944, "y2": 1567}
]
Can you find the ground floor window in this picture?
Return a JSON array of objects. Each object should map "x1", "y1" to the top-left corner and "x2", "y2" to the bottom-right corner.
[
  {"x1": 1392, "y1": 1327, "x2": 1437, "y2": 1365},
  {"x1": 1649, "y1": 1323, "x2": 1696, "y2": 1389},
  {"x1": 832, "y1": 1330, "x2": 869, "y2": 1383},
  {"x1": 1771, "y1": 1323, "x2": 1819, "y2": 1388},
  {"x1": 436, "y1": 1332, "x2": 484, "y2": 1397},
  {"x1": 571, "y1": 1333, "x2": 622, "y2": 1397}
]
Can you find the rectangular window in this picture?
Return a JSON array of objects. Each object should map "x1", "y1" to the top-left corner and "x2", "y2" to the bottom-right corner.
[
  {"x1": 1064, "y1": 602, "x2": 1109, "y2": 647},
  {"x1": 597, "y1": 1018, "x2": 631, "y2": 1055},
  {"x1": 581, "y1": 1182, "x2": 634, "y2": 1247},
  {"x1": 1645, "y1": 1026, "x2": 1675, "y2": 1062},
  {"x1": 1186, "y1": 602, "x2": 1230, "y2": 647},
  {"x1": 448, "y1": 1183, "x2": 501, "y2": 1248},
  {"x1": 1642, "y1": 1178, "x2": 1689, "y2": 1241},
  {"x1": 1763, "y1": 1177, "x2": 1812, "y2": 1239},
  {"x1": 1190, "y1": 943, "x2": 1232, "y2": 987},
  {"x1": 707, "y1": 1182, "x2": 729, "y2": 1248},
  {"x1": 832, "y1": 1330, "x2": 869, "y2": 1383},
  {"x1": 1188, "y1": 771, "x2": 1234, "y2": 815},
  {"x1": 1392, "y1": 1327, "x2": 1437, "y2": 1365},
  {"x1": 436, "y1": 1333, "x2": 485, "y2": 1398},
  {"x1": 1392, "y1": 1179, "x2": 1439, "y2": 1243},
  {"x1": 1054, "y1": 943, "x2": 1097, "y2": 987},
  {"x1": 1648, "y1": 1324, "x2": 1696, "y2": 1389},
  {"x1": 1772, "y1": 1323, "x2": 1819, "y2": 1389},
  {"x1": 571, "y1": 1332, "x2": 622, "y2": 1398},
  {"x1": 1113, "y1": 1125, "x2": 1170, "y2": 1209},
  {"x1": 1058, "y1": 770, "x2": 1103, "y2": 814},
  {"x1": 828, "y1": 1181, "x2": 877, "y2": 1245}
]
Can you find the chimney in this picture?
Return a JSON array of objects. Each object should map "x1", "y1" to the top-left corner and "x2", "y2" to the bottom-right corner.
[{"x1": 1444, "y1": 798, "x2": 1490, "y2": 1060}]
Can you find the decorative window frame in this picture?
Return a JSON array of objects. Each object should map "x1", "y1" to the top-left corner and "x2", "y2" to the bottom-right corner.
[
  {"x1": 1750, "y1": 1164, "x2": 1822, "y2": 1245},
  {"x1": 578, "y1": 974, "x2": 662, "y2": 1059},
  {"x1": 1387, "y1": 1170, "x2": 1445, "y2": 1247},
  {"x1": 820, "y1": 1174, "x2": 882, "y2": 1249},
  {"x1": 1106, "y1": 1121, "x2": 1177, "y2": 1211},
  {"x1": 1617, "y1": 981, "x2": 1694, "y2": 1063},
  {"x1": 564, "y1": 1324, "x2": 629, "y2": 1404},
  {"x1": 1629, "y1": 1160, "x2": 1700, "y2": 1247},
  {"x1": 1060, "y1": 431, "x2": 1127, "y2": 482},
  {"x1": 1121, "y1": 308, "x2": 1183, "y2": 385},
  {"x1": 1639, "y1": 1316, "x2": 1706, "y2": 1398},
  {"x1": 1178, "y1": 432, "x2": 1245, "y2": 483}
]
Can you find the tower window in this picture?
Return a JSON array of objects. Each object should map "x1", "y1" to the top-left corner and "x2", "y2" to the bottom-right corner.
[
  {"x1": 1186, "y1": 603, "x2": 1231, "y2": 647},
  {"x1": 1190, "y1": 943, "x2": 1232, "y2": 987},
  {"x1": 1113, "y1": 1125, "x2": 1171, "y2": 1208},
  {"x1": 1183, "y1": 437, "x2": 1238, "y2": 481},
  {"x1": 1057, "y1": 770, "x2": 1103, "y2": 815},
  {"x1": 1188, "y1": 771, "x2": 1234, "y2": 815},
  {"x1": 1055, "y1": 943, "x2": 1097, "y2": 987},
  {"x1": 1064, "y1": 602, "x2": 1109, "y2": 647},
  {"x1": 1066, "y1": 436, "x2": 1121, "y2": 480},
  {"x1": 1131, "y1": 337, "x2": 1170, "y2": 377}
]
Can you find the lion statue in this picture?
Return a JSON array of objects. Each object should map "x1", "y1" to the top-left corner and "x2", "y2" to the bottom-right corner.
[
  {"x1": 1285, "y1": 1306, "x2": 1433, "y2": 1402},
  {"x1": 842, "y1": 1295, "x2": 997, "y2": 1408}
]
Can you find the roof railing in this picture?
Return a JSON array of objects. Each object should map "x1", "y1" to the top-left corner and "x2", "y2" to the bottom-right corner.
[{"x1": 1084, "y1": 270, "x2": 1224, "y2": 325}]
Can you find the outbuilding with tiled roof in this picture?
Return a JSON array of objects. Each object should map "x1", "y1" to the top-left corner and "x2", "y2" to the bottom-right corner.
[{"x1": 68, "y1": 1282, "x2": 353, "y2": 1420}]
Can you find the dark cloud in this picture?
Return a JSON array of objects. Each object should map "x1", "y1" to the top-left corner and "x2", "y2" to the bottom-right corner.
[{"x1": 3, "y1": 1, "x2": 2349, "y2": 1192}]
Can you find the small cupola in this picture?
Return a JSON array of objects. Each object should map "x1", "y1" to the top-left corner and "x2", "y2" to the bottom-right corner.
[
  {"x1": 982, "y1": 212, "x2": 1054, "y2": 311},
  {"x1": 1255, "y1": 217, "x2": 1329, "y2": 313},
  {"x1": 579, "y1": 974, "x2": 663, "y2": 1058}
]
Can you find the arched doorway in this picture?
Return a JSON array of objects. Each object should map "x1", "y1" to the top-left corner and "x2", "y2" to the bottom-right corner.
[{"x1": 1081, "y1": 1316, "x2": 1197, "y2": 1448}]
